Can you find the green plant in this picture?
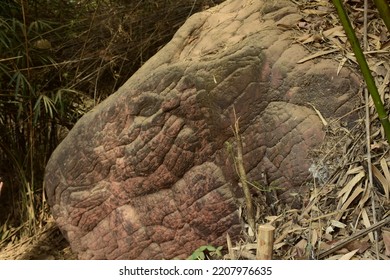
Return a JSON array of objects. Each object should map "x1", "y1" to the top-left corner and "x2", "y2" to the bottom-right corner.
[{"x1": 187, "y1": 245, "x2": 224, "y2": 260}]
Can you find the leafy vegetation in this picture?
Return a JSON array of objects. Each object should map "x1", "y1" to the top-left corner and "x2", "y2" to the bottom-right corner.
[{"x1": 187, "y1": 245, "x2": 224, "y2": 260}]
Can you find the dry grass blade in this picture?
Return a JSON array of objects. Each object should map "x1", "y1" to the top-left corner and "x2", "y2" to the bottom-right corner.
[
  {"x1": 226, "y1": 233, "x2": 235, "y2": 260},
  {"x1": 338, "y1": 171, "x2": 365, "y2": 203},
  {"x1": 379, "y1": 158, "x2": 390, "y2": 200},
  {"x1": 232, "y1": 108, "x2": 255, "y2": 234},
  {"x1": 383, "y1": 229, "x2": 390, "y2": 256},
  {"x1": 346, "y1": 166, "x2": 364, "y2": 175},
  {"x1": 297, "y1": 49, "x2": 338, "y2": 63},
  {"x1": 372, "y1": 164, "x2": 389, "y2": 198},
  {"x1": 378, "y1": 67, "x2": 390, "y2": 97},
  {"x1": 339, "y1": 248, "x2": 359, "y2": 260},
  {"x1": 362, "y1": 208, "x2": 374, "y2": 242},
  {"x1": 323, "y1": 26, "x2": 345, "y2": 38},
  {"x1": 309, "y1": 103, "x2": 328, "y2": 126},
  {"x1": 336, "y1": 185, "x2": 364, "y2": 221}
]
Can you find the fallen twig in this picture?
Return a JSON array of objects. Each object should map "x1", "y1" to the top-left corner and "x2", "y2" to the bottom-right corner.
[
  {"x1": 318, "y1": 216, "x2": 390, "y2": 259},
  {"x1": 232, "y1": 108, "x2": 255, "y2": 233}
]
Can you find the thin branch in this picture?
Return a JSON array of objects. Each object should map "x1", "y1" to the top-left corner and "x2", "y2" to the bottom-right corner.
[
  {"x1": 232, "y1": 108, "x2": 255, "y2": 233},
  {"x1": 318, "y1": 216, "x2": 390, "y2": 259}
]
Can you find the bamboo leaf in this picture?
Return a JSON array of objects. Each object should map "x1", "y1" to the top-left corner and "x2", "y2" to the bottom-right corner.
[
  {"x1": 338, "y1": 171, "x2": 365, "y2": 202},
  {"x1": 379, "y1": 158, "x2": 390, "y2": 200},
  {"x1": 339, "y1": 249, "x2": 359, "y2": 260}
]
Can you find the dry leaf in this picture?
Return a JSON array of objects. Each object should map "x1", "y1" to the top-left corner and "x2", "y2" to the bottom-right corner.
[
  {"x1": 265, "y1": 215, "x2": 283, "y2": 224},
  {"x1": 323, "y1": 26, "x2": 345, "y2": 39},
  {"x1": 345, "y1": 239, "x2": 370, "y2": 254},
  {"x1": 274, "y1": 242, "x2": 286, "y2": 250},
  {"x1": 378, "y1": 71, "x2": 389, "y2": 99},
  {"x1": 294, "y1": 239, "x2": 307, "y2": 259},
  {"x1": 339, "y1": 249, "x2": 359, "y2": 260},
  {"x1": 382, "y1": 230, "x2": 390, "y2": 256},
  {"x1": 370, "y1": 141, "x2": 384, "y2": 150},
  {"x1": 297, "y1": 33, "x2": 311, "y2": 42},
  {"x1": 358, "y1": 181, "x2": 371, "y2": 208},
  {"x1": 371, "y1": 164, "x2": 389, "y2": 195},
  {"x1": 336, "y1": 185, "x2": 364, "y2": 221},
  {"x1": 338, "y1": 171, "x2": 365, "y2": 203},
  {"x1": 297, "y1": 49, "x2": 338, "y2": 64},
  {"x1": 327, "y1": 254, "x2": 343, "y2": 260},
  {"x1": 323, "y1": 233, "x2": 333, "y2": 241},
  {"x1": 226, "y1": 233, "x2": 234, "y2": 260},
  {"x1": 361, "y1": 208, "x2": 374, "y2": 242},
  {"x1": 309, "y1": 103, "x2": 328, "y2": 126},
  {"x1": 337, "y1": 57, "x2": 347, "y2": 75},
  {"x1": 311, "y1": 229, "x2": 318, "y2": 246},
  {"x1": 326, "y1": 226, "x2": 334, "y2": 235},
  {"x1": 330, "y1": 220, "x2": 346, "y2": 229},
  {"x1": 274, "y1": 225, "x2": 303, "y2": 244},
  {"x1": 380, "y1": 158, "x2": 390, "y2": 200},
  {"x1": 303, "y1": 9, "x2": 328, "y2": 16},
  {"x1": 346, "y1": 166, "x2": 364, "y2": 175}
]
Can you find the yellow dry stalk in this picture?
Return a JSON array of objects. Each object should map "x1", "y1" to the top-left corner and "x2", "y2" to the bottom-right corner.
[{"x1": 231, "y1": 108, "x2": 255, "y2": 234}]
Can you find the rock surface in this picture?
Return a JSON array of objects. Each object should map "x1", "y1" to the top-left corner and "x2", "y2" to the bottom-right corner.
[{"x1": 44, "y1": 0, "x2": 360, "y2": 259}]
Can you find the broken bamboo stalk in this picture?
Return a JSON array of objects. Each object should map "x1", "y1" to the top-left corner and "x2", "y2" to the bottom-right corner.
[{"x1": 256, "y1": 224, "x2": 275, "y2": 260}]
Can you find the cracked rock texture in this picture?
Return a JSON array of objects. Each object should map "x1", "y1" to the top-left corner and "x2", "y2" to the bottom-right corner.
[{"x1": 44, "y1": 0, "x2": 360, "y2": 259}]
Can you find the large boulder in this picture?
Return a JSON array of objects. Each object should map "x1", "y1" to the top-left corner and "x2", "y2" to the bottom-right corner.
[{"x1": 44, "y1": 0, "x2": 359, "y2": 259}]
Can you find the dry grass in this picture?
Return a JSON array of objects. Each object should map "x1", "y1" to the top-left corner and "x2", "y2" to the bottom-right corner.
[{"x1": 0, "y1": 219, "x2": 76, "y2": 260}]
